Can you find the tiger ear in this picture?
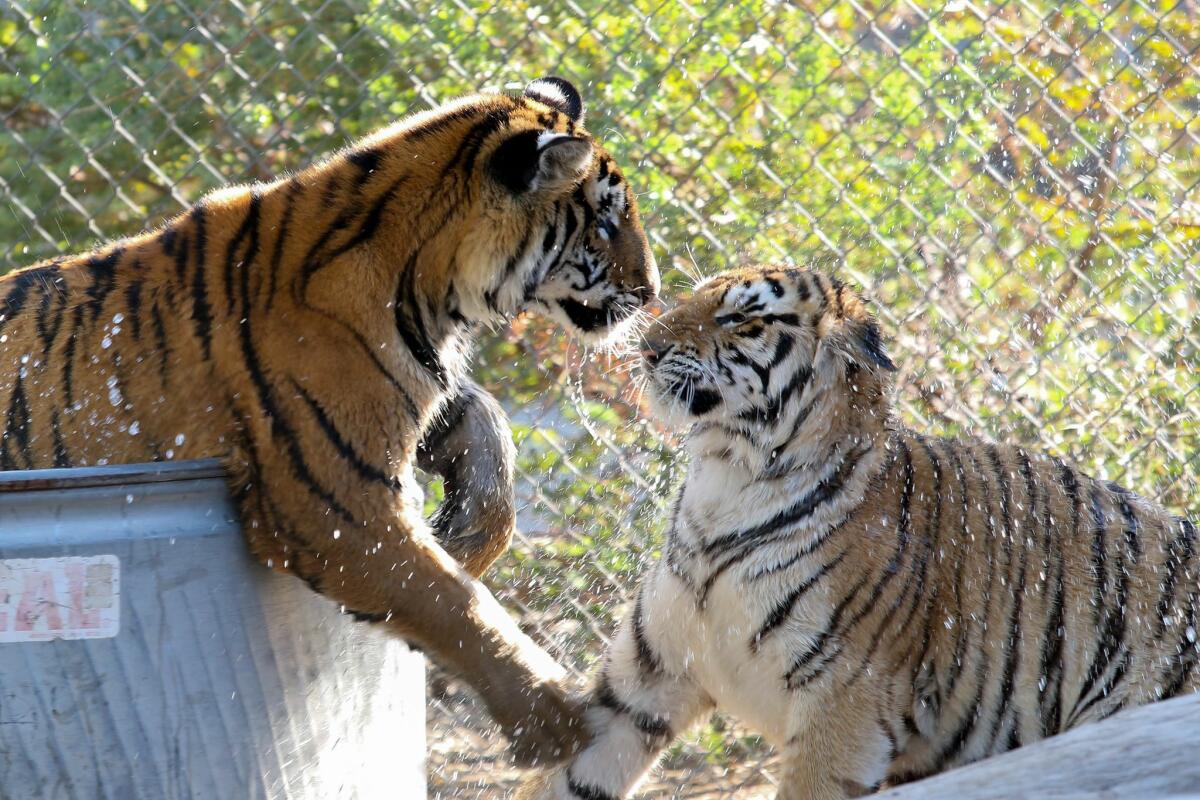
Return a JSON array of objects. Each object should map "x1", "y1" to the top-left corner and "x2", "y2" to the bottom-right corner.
[
  {"x1": 524, "y1": 77, "x2": 585, "y2": 124},
  {"x1": 847, "y1": 317, "x2": 896, "y2": 372},
  {"x1": 489, "y1": 129, "x2": 594, "y2": 195}
]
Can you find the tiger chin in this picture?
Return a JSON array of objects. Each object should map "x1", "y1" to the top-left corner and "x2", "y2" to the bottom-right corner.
[
  {"x1": 0, "y1": 77, "x2": 658, "y2": 766},
  {"x1": 518, "y1": 265, "x2": 1198, "y2": 799}
]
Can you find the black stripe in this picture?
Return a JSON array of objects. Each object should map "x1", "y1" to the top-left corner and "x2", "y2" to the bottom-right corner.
[
  {"x1": 267, "y1": 180, "x2": 300, "y2": 309},
  {"x1": 1155, "y1": 518, "x2": 1197, "y2": 640},
  {"x1": 394, "y1": 253, "x2": 446, "y2": 384},
  {"x1": 543, "y1": 201, "x2": 580, "y2": 279},
  {"x1": 485, "y1": 222, "x2": 534, "y2": 311},
  {"x1": 1072, "y1": 485, "x2": 1129, "y2": 724},
  {"x1": 941, "y1": 443, "x2": 973, "y2": 700},
  {"x1": 442, "y1": 108, "x2": 513, "y2": 178},
  {"x1": 1073, "y1": 487, "x2": 1143, "y2": 722},
  {"x1": 991, "y1": 449, "x2": 1033, "y2": 750},
  {"x1": 752, "y1": 550, "x2": 847, "y2": 647},
  {"x1": 595, "y1": 677, "x2": 672, "y2": 744},
  {"x1": 701, "y1": 507, "x2": 853, "y2": 606},
  {"x1": 35, "y1": 270, "x2": 67, "y2": 357},
  {"x1": 347, "y1": 146, "x2": 382, "y2": 181},
  {"x1": 328, "y1": 175, "x2": 407, "y2": 262},
  {"x1": 151, "y1": 301, "x2": 171, "y2": 384},
  {"x1": 165, "y1": 226, "x2": 189, "y2": 286},
  {"x1": 1072, "y1": 650, "x2": 1130, "y2": 722},
  {"x1": 62, "y1": 305, "x2": 84, "y2": 409},
  {"x1": 236, "y1": 214, "x2": 356, "y2": 524},
  {"x1": 85, "y1": 248, "x2": 122, "y2": 322},
  {"x1": 125, "y1": 275, "x2": 143, "y2": 341},
  {"x1": 298, "y1": 203, "x2": 358, "y2": 292},
  {"x1": 223, "y1": 193, "x2": 262, "y2": 314},
  {"x1": 300, "y1": 304, "x2": 422, "y2": 421},
  {"x1": 566, "y1": 776, "x2": 619, "y2": 800},
  {"x1": 1161, "y1": 584, "x2": 1198, "y2": 698},
  {"x1": 783, "y1": 577, "x2": 863, "y2": 690},
  {"x1": 189, "y1": 205, "x2": 214, "y2": 360},
  {"x1": 1088, "y1": 484, "x2": 1109, "y2": 628},
  {"x1": 291, "y1": 380, "x2": 401, "y2": 490},
  {"x1": 631, "y1": 588, "x2": 664, "y2": 675},
  {"x1": 929, "y1": 448, "x2": 1000, "y2": 771},
  {"x1": 1040, "y1": 459, "x2": 1076, "y2": 736},
  {"x1": 1, "y1": 371, "x2": 33, "y2": 469},
  {"x1": 826, "y1": 442, "x2": 921, "y2": 685},
  {"x1": 0, "y1": 265, "x2": 54, "y2": 338},
  {"x1": 703, "y1": 444, "x2": 867, "y2": 558},
  {"x1": 1110, "y1": 483, "x2": 1142, "y2": 564},
  {"x1": 853, "y1": 437, "x2": 941, "y2": 691},
  {"x1": 403, "y1": 101, "x2": 491, "y2": 143}
]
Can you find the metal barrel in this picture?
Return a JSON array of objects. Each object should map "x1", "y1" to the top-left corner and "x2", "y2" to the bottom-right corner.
[{"x1": 0, "y1": 459, "x2": 426, "y2": 800}]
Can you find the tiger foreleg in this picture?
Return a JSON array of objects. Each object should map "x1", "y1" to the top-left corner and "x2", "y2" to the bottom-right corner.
[
  {"x1": 516, "y1": 584, "x2": 714, "y2": 799},
  {"x1": 417, "y1": 378, "x2": 518, "y2": 577},
  {"x1": 774, "y1": 684, "x2": 893, "y2": 800}
]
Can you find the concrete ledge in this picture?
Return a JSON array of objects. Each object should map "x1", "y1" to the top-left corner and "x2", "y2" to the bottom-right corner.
[{"x1": 878, "y1": 693, "x2": 1200, "y2": 799}]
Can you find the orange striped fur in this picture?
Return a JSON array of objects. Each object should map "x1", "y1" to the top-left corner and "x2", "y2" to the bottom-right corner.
[{"x1": 0, "y1": 78, "x2": 659, "y2": 765}]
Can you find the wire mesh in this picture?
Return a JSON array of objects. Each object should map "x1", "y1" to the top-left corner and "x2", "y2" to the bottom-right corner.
[{"x1": 2, "y1": 1, "x2": 1198, "y2": 797}]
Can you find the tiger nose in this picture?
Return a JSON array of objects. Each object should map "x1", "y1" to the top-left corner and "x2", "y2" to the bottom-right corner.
[
  {"x1": 631, "y1": 284, "x2": 655, "y2": 305},
  {"x1": 626, "y1": 250, "x2": 660, "y2": 306},
  {"x1": 641, "y1": 338, "x2": 669, "y2": 366}
]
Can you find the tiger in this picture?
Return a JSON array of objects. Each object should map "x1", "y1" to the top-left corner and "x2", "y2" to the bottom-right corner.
[
  {"x1": 0, "y1": 77, "x2": 660, "y2": 765},
  {"x1": 517, "y1": 265, "x2": 1199, "y2": 799}
]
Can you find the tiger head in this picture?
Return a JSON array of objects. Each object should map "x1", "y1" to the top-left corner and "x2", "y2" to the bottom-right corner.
[
  {"x1": 392, "y1": 77, "x2": 658, "y2": 344},
  {"x1": 639, "y1": 266, "x2": 896, "y2": 431}
]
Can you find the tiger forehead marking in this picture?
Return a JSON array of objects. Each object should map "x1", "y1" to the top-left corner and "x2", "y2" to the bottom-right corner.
[
  {"x1": 0, "y1": 77, "x2": 657, "y2": 765},
  {"x1": 519, "y1": 264, "x2": 1198, "y2": 800}
]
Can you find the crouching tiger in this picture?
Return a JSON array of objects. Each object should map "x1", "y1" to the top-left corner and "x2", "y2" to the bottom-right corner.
[
  {"x1": 518, "y1": 265, "x2": 1198, "y2": 799},
  {"x1": 0, "y1": 78, "x2": 660, "y2": 764}
]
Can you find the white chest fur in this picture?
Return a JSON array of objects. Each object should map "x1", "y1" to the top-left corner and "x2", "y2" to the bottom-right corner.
[{"x1": 649, "y1": 458, "x2": 852, "y2": 746}]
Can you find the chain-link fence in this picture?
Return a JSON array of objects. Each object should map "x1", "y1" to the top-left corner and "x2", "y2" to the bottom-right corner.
[{"x1": 3, "y1": 1, "x2": 1198, "y2": 796}]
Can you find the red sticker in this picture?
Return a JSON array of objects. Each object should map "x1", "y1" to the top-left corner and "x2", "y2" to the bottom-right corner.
[{"x1": 0, "y1": 556, "x2": 120, "y2": 642}]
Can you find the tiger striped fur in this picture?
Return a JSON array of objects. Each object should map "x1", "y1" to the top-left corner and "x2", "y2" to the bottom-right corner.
[
  {"x1": 0, "y1": 77, "x2": 659, "y2": 764},
  {"x1": 518, "y1": 265, "x2": 1198, "y2": 798}
]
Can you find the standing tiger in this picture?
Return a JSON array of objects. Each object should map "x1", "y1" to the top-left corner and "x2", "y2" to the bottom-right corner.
[
  {"x1": 518, "y1": 265, "x2": 1198, "y2": 799},
  {"x1": 0, "y1": 77, "x2": 660, "y2": 764}
]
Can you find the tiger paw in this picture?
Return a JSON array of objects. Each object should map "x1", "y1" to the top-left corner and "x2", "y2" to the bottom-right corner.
[
  {"x1": 418, "y1": 381, "x2": 518, "y2": 577},
  {"x1": 490, "y1": 680, "x2": 587, "y2": 768},
  {"x1": 513, "y1": 771, "x2": 565, "y2": 800},
  {"x1": 431, "y1": 490, "x2": 516, "y2": 577}
]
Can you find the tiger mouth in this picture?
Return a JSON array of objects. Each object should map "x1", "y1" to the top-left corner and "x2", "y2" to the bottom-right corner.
[
  {"x1": 557, "y1": 297, "x2": 637, "y2": 332},
  {"x1": 646, "y1": 368, "x2": 722, "y2": 417}
]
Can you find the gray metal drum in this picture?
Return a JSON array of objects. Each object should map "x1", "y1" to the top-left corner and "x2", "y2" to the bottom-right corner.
[{"x1": 0, "y1": 460, "x2": 426, "y2": 800}]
